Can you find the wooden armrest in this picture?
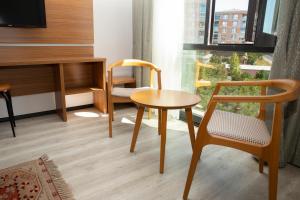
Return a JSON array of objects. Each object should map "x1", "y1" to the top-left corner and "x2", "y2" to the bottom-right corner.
[
  {"x1": 212, "y1": 95, "x2": 272, "y2": 103},
  {"x1": 212, "y1": 92, "x2": 294, "y2": 103},
  {"x1": 216, "y1": 80, "x2": 271, "y2": 87}
]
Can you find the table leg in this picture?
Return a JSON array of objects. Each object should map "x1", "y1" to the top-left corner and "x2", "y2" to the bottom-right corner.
[
  {"x1": 160, "y1": 109, "x2": 168, "y2": 173},
  {"x1": 158, "y1": 109, "x2": 162, "y2": 135},
  {"x1": 130, "y1": 106, "x2": 145, "y2": 152},
  {"x1": 185, "y1": 108, "x2": 195, "y2": 150}
]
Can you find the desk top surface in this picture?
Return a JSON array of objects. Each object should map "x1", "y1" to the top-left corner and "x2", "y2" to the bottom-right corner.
[
  {"x1": 0, "y1": 57, "x2": 106, "y2": 67},
  {"x1": 130, "y1": 89, "x2": 200, "y2": 109}
]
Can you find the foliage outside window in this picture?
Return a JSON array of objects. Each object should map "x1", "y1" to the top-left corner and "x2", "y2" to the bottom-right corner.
[
  {"x1": 181, "y1": 50, "x2": 272, "y2": 117},
  {"x1": 182, "y1": 0, "x2": 276, "y2": 118}
]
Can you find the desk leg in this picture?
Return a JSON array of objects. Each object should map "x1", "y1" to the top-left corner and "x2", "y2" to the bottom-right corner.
[
  {"x1": 160, "y1": 109, "x2": 167, "y2": 174},
  {"x1": 130, "y1": 106, "x2": 145, "y2": 152},
  {"x1": 54, "y1": 64, "x2": 67, "y2": 122},
  {"x1": 185, "y1": 108, "x2": 195, "y2": 149}
]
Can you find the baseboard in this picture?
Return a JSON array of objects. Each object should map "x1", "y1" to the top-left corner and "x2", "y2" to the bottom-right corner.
[{"x1": 0, "y1": 104, "x2": 94, "y2": 123}]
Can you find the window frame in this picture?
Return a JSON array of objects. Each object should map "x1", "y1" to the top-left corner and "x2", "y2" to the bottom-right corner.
[{"x1": 184, "y1": 0, "x2": 276, "y2": 53}]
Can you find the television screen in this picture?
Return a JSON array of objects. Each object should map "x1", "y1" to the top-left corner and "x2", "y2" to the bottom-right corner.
[{"x1": 0, "y1": 0, "x2": 46, "y2": 28}]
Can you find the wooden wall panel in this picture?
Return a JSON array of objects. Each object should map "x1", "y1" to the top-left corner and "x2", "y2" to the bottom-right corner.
[
  {"x1": 0, "y1": 46, "x2": 93, "y2": 63},
  {"x1": 0, "y1": 0, "x2": 94, "y2": 44}
]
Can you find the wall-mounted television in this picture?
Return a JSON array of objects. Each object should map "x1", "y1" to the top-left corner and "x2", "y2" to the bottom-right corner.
[{"x1": 0, "y1": 0, "x2": 47, "y2": 28}]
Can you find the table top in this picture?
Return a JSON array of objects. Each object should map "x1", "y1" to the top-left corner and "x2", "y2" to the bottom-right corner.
[{"x1": 130, "y1": 89, "x2": 200, "y2": 109}]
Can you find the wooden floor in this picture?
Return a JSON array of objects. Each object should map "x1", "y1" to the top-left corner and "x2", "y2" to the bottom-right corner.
[{"x1": 0, "y1": 107, "x2": 300, "y2": 200}]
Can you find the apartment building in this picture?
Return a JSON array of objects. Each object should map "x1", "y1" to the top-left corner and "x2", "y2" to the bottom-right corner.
[{"x1": 213, "y1": 9, "x2": 247, "y2": 44}]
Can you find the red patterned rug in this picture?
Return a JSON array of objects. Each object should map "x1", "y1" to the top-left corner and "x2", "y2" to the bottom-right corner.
[{"x1": 0, "y1": 155, "x2": 74, "y2": 200}]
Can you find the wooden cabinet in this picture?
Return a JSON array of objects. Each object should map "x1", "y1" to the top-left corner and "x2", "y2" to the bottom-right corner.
[{"x1": 0, "y1": 57, "x2": 107, "y2": 121}]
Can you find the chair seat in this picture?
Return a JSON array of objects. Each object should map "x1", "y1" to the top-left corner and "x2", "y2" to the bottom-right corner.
[
  {"x1": 112, "y1": 87, "x2": 150, "y2": 97},
  {"x1": 0, "y1": 83, "x2": 11, "y2": 92},
  {"x1": 207, "y1": 110, "x2": 271, "y2": 145}
]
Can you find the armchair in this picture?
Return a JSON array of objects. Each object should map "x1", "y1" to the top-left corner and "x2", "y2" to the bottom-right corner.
[
  {"x1": 107, "y1": 59, "x2": 162, "y2": 137},
  {"x1": 183, "y1": 79, "x2": 300, "y2": 200}
]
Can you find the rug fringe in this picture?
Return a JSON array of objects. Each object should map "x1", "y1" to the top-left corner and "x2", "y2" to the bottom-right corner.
[{"x1": 41, "y1": 155, "x2": 76, "y2": 200}]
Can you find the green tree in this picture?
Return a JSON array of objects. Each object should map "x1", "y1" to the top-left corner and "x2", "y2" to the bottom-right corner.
[
  {"x1": 247, "y1": 53, "x2": 263, "y2": 65},
  {"x1": 209, "y1": 54, "x2": 222, "y2": 64},
  {"x1": 255, "y1": 70, "x2": 269, "y2": 80},
  {"x1": 229, "y1": 53, "x2": 241, "y2": 80},
  {"x1": 241, "y1": 72, "x2": 253, "y2": 80}
]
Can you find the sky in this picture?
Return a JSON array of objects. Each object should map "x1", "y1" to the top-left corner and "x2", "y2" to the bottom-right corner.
[{"x1": 215, "y1": 0, "x2": 249, "y2": 12}]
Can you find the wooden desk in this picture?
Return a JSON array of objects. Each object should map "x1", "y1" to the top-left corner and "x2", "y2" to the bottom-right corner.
[
  {"x1": 130, "y1": 89, "x2": 200, "y2": 173},
  {"x1": 0, "y1": 57, "x2": 107, "y2": 121}
]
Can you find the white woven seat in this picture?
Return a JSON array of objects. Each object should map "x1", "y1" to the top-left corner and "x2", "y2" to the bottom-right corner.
[
  {"x1": 207, "y1": 110, "x2": 271, "y2": 145},
  {"x1": 112, "y1": 87, "x2": 150, "y2": 97}
]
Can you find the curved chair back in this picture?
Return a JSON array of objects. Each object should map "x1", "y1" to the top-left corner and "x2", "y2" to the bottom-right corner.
[
  {"x1": 194, "y1": 61, "x2": 215, "y2": 88},
  {"x1": 108, "y1": 59, "x2": 162, "y2": 89},
  {"x1": 269, "y1": 79, "x2": 300, "y2": 102}
]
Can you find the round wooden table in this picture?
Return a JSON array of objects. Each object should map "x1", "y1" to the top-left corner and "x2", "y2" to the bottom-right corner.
[{"x1": 130, "y1": 89, "x2": 201, "y2": 173}]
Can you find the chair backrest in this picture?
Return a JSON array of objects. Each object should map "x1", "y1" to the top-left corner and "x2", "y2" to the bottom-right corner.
[
  {"x1": 268, "y1": 79, "x2": 300, "y2": 103},
  {"x1": 0, "y1": 83, "x2": 11, "y2": 92},
  {"x1": 262, "y1": 79, "x2": 300, "y2": 148},
  {"x1": 108, "y1": 59, "x2": 162, "y2": 89},
  {"x1": 195, "y1": 61, "x2": 215, "y2": 81}
]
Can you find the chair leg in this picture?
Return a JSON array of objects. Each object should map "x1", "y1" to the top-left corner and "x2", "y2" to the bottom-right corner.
[
  {"x1": 130, "y1": 106, "x2": 145, "y2": 152},
  {"x1": 148, "y1": 108, "x2": 152, "y2": 119},
  {"x1": 1, "y1": 92, "x2": 16, "y2": 137},
  {"x1": 183, "y1": 135, "x2": 205, "y2": 200},
  {"x1": 158, "y1": 109, "x2": 162, "y2": 135},
  {"x1": 268, "y1": 155, "x2": 279, "y2": 200},
  {"x1": 108, "y1": 100, "x2": 113, "y2": 138},
  {"x1": 6, "y1": 91, "x2": 16, "y2": 127},
  {"x1": 111, "y1": 103, "x2": 115, "y2": 121},
  {"x1": 259, "y1": 158, "x2": 264, "y2": 173}
]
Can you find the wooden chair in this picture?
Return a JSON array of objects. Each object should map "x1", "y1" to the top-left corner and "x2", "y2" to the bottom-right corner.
[
  {"x1": 107, "y1": 59, "x2": 162, "y2": 137},
  {"x1": 0, "y1": 83, "x2": 16, "y2": 137},
  {"x1": 183, "y1": 79, "x2": 300, "y2": 200},
  {"x1": 194, "y1": 61, "x2": 215, "y2": 88}
]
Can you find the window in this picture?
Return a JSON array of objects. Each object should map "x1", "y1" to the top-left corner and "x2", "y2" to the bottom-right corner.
[
  {"x1": 211, "y1": 0, "x2": 249, "y2": 44},
  {"x1": 233, "y1": 14, "x2": 239, "y2": 20},
  {"x1": 263, "y1": 0, "x2": 279, "y2": 35},
  {"x1": 255, "y1": 0, "x2": 278, "y2": 47},
  {"x1": 184, "y1": 0, "x2": 278, "y2": 51},
  {"x1": 213, "y1": 24, "x2": 219, "y2": 32},
  {"x1": 184, "y1": 0, "x2": 207, "y2": 44},
  {"x1": 182, "y1": 0, "x2": 277, "y2": 121}
]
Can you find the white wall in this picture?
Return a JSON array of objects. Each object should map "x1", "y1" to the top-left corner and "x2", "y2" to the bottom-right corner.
[
  {"x1": 0, "y1": 0, "x2": 133, "y2": 118},
  {"x1": 94, "y1": 0, "x2": 133, "y2": 77}
]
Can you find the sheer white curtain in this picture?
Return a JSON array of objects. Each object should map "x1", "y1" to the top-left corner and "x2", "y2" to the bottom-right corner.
[{"x1": 152, "y1": 0, "x2": 184, "y2": 118}]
